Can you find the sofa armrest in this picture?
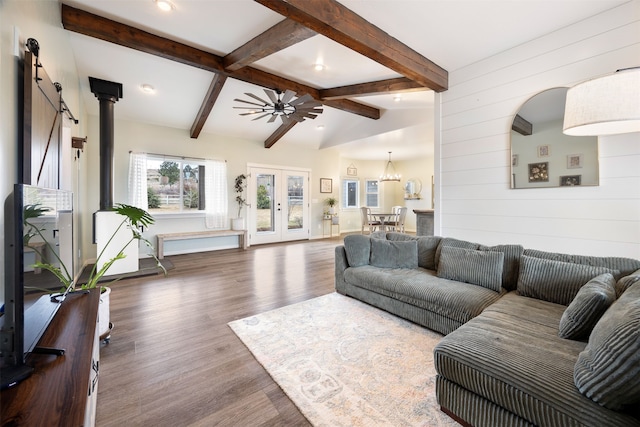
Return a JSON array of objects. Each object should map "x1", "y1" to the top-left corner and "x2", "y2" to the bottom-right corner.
[{"x1": 335, "y1": 245, "x2": 349, "y2": 295}]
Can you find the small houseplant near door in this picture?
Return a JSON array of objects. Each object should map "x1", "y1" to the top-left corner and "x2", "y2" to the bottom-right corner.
[
  {"x1": 233, "y1": 174, "x2": 248, "y2": 230},
  {"x1": 24, "y1": 203, "x2": 166, "y2": 341}
]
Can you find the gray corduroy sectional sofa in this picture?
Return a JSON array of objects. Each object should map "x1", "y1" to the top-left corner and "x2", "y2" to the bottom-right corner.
[{"x1": 334, "y1": 232, "x2": 640, "y2": 427}]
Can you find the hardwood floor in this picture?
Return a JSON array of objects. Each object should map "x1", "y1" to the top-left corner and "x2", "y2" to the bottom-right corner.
[{"x1": 96, "y1": 236, "x2": 343, "y2": 426}]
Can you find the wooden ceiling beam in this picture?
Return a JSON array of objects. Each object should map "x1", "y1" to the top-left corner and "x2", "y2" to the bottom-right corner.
[
  {"x1": 61, "y1": 4, "x2": 381, "y2": 121},
  {"x1": 62, "y1": 4, "x2": 224, "y2": 73},
  {"x1": 190, "y1": 74, "x2": 228, "y2": 139},
  {"x1": 512, "y1": 114, "x2": 533, "y2": 136},
  {"x1": 254, "y1": 0, "x2": 448, "y2": 92},
  {"x1": 264, "y1": 120, "x2": 298, "y2": 148},
  {"x1": 320, "y1": 77, "x2": 426, "y2": 100},
  {"x1": 224, "y1": 19, "x2": 316, "y2": 71},
  {"x1": 323, "y1": 99, "x2": 381, "y2": 119}
]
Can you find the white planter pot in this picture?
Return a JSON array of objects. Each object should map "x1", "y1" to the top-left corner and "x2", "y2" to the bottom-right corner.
[
  {"x1": 329, "y1": 207, "x2": 336, "y2": 215},
  {"x1": 231, "y1": 218, "x2": 245, "y2": 230},
  {"x1": 99, "y1": 287, "x2": 112, "y2": 340}
]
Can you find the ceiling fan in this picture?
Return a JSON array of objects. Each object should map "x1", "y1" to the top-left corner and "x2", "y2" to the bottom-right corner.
[{"x1": 234, "y1": 88, "x2": 323, "y2": 125}]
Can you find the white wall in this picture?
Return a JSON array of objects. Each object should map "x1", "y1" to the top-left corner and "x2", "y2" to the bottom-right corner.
[{"x1": 438, "y1": 1, "x2": 640, "y2": 258}]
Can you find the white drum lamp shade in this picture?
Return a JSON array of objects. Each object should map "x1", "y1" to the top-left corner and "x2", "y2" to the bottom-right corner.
[{"x1": 563, "y1": 67, "x2": 640, "y2": 136}]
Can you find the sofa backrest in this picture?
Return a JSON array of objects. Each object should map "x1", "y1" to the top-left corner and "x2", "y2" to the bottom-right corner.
[
  {"x1": 434, "y1": 237, "x2": 524, "y2": 291},
  {"x1": 522, "y1": 249, "x2": 640, "y2": 280}
]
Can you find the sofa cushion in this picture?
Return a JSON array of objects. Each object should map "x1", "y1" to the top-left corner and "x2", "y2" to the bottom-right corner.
[
  {"x1": 517, "y1": 255, "x2": 617, "y2": 305},
  {"x1": 386, "y1": 233, "x2": 441, "y2": 270},
  {"x1": 343, "y1": 234, "x2": 371, "y2": 267},
  {"x1": 616, "y1": 268, "x2": 640, "y2": 298},
  {"x1": 478, "y1": 244, "x2": 524, "y2": 291},
  {"x1": 523, "y1": 248, "x2": 640, "y2": 280},
  {"x1": 437, "y1": 246, "x2": 504, "y2": 292},
  {"x1": 434, "y1": 237, "x2": 479, "y2": 268},
  {"x1": 370, "y1": 238, "x2": 418, "y2": 269},
  {"x1": 434, "y1": 293, "x2": 640, "y2": 427},
  {"x1": 574, "y1": 282, "x2": 640, "y2": 411},
  {"x1": 558, "y1": 273, "x2": 616, "y2": 340},
  {"x1": 343, "y1": 266, "x2": 502, "y2": 328}
]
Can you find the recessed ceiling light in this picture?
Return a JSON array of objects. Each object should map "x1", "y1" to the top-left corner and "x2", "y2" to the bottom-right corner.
[
  {"x1": 154, "y1": 0, "x2": 174, "y2": 12},
  {"x1": 393, "y1": 95, "x2": 402, "y2": 102},
  {"x1": 314, "y1": 63, "x2": 325, "y2": 71},
  {"x1": 316, "y1": 124, "x2": 325, "y2": 130},
  {"x1": 140, "y1": 84, "x2": 155, "y2": 94}
]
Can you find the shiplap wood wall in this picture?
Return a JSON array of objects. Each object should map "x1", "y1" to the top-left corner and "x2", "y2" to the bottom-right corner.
[{"x1": 436, "y1": 1, "x2": 640, "y2": 258}]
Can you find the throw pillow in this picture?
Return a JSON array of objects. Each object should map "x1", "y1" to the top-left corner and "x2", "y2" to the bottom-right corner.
[
  {"x1": 479, "y1": 244, "x2": 524, "y2": 291},
  {"x1": 615, "y1": 268, "x2": 640, "y2": 298},
  {"x1": 369, "y1": 238, "x2": 418, "y2": 269},
  {"x1": 434, "y1": 237, "x2": 479, "y2": 269},
  {"x1": 343, "y1": 234, "x2": 372, "y2": 267},
  {"x1": 436, "y1": 246, "x2": 504, "y2": 292},
  {"x1": 385, "y1": 233, "x2": 442, "y2": 270},
  {"x1": 574, "y1": 282, "x2": 640, "y2": 410},
  {"x1": 558, "y1": 273, "x2": 616, "y2": 340},
  {"x1": 517, "y1": 256, "x2": 616, "y2": 306}
]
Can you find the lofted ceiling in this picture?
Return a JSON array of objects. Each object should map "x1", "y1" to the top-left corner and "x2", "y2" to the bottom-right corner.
[{"x1": 60, "y1": 0, "x2": 627, "y2": 161}]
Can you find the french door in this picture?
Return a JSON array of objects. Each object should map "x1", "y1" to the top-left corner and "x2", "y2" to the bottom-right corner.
[{"x1": 248, "y1": 166, "x2": 310, "y2": 245}]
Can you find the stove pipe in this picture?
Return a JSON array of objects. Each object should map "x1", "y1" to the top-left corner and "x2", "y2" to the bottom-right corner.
[{"x1": 89, "y1": 77, "x2": 123, "y2": 211}]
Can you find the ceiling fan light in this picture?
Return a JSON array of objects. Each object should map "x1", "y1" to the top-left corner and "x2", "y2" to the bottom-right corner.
[
  {"x1": 234, "y1": 89, "x2": 323, "y2": 124},
  {"x1": 380, "y1": 151, "x2": 401, "y2": 182}
]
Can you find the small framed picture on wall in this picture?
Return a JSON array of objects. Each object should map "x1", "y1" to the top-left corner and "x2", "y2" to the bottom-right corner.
[
  {"x1": 320, "y1": 178, "x2": 332, "y2": 193},
  {"x1": 537, "y1": 145, "x2": 551, "y2": 157},
  {"x1": 567, "y1": 154, "x2": 583, "y2": 169}
]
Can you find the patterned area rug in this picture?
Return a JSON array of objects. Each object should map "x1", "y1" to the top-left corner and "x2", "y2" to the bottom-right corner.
[{"x1": 228, "y1": 292, "x2": 458, "y2": 426}]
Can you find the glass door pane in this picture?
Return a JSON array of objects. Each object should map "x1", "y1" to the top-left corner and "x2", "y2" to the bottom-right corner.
[
  {"x1": 256, "y1": 173, "x2": 275, "y2": 233},
  {"x1": 287, "y1": 175, "x2": 304, "y2": 230}
]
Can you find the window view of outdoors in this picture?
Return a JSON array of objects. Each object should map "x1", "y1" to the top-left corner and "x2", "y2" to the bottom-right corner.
[{"x1": 147, "y1": 158, "x2": 201, "y2": 212}]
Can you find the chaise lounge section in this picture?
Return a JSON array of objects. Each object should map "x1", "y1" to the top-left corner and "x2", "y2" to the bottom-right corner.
[{"x1": 335, "y1": 232, "x2": 640, "y2": 427}]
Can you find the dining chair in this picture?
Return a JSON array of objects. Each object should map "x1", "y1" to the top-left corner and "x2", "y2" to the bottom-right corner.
[
  {"x1": 388, "y1": 207, "x2": 407, "y2": 233},
  {"x1": 360, "y1": 207, "x2": 381, "y2": 234}
]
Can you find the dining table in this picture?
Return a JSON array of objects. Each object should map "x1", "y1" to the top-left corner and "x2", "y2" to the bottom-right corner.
[{"x1": 370, "y1": 213, "x2": 396, "y2": 231}]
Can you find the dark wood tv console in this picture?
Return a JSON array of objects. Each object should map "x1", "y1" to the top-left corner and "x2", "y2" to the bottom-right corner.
[{"x1": 1, "y1": 289, "x2": 100, "y2": 426}]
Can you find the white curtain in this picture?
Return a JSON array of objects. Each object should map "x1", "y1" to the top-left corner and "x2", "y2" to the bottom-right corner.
[
  {"x1": 128, "y1": 152, "x2": 148, "y2": 209},
  {"x1": 205, "y1": 160, "x2": 228, "y2": 229}
]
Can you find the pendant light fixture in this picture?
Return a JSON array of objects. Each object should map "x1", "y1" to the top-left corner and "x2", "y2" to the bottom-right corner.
[
  {"x1": 563, "y1": 67, "x2": 640, "y2": 136},
  {"x1": 380, "y1": 151, "x2": 401, "y2": 182}
]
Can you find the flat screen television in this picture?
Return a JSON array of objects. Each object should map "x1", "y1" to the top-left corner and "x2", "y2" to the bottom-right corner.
[{"x1": 1, "y1": 184, "x2": 74, "y2": 389}]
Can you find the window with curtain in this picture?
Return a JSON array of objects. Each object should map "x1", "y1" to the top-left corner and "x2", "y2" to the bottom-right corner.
[
  {"x1": 365, "y1": 179, "x2": 379, "y2": 208},
  {"x1": 128, "y1": 153, "x2": 227, "y2": 227},
  {"x1": 341, "y1": 178, "x2": 360, "y2": 209}
]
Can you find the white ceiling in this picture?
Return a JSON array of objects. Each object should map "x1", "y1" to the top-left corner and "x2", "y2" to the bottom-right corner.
[{"x1": 62, "y1": 0, "x2": 627, "y2": 161}]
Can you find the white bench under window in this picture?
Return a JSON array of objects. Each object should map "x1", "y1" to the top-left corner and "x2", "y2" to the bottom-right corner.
[{"x1": 156, "y1": 230, "x2": 248, "y2": 259}]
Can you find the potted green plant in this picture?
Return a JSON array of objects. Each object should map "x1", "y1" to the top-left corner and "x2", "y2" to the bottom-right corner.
[
  {"x1": 324, "y1": 197, "x2": 338, "y2": 215},
  {"x1": 233, "y1": 174, "x2": 248, "y2": 230},
  {"x1": 23, "y1": 203, "x2": 166, "y2": 340}
]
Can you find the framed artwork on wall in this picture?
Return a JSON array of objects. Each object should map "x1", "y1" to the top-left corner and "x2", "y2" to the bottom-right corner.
[
  {"x1": 537, "y1": 145, "x2": 551, "y2": 157},
  {"x1": 347, "y1": 164, "x2": 357, "y2": 176},
  {"x1": 320, "y1": 178, "x2": 332, "y2": 193},
  {"x1": 528, "y1": 162, "x2": 549, "y2": 182},
  {"x1": 567, "y1": 154, "x2": 583, "y2": 169},
  {"x1": 560, "y1": 175, "x2": 582, "y2": 186}
]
